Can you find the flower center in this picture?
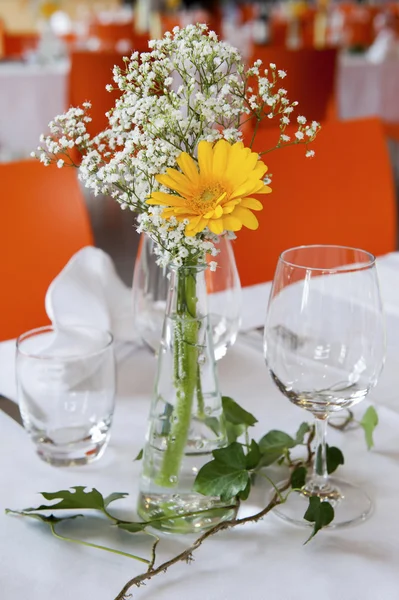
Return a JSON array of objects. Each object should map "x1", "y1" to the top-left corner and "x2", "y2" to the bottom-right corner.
[{"x1": 190, "y1": 183, "x2": 227, "y2": 214}]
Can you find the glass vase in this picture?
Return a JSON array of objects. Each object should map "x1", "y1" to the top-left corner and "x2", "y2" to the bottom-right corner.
[
  {"x1": 132, "y1": 234, "x2": 241, "y2": 359},
  {"x1": 137, "y1": 261, "x2": 237, "y2": 533}
]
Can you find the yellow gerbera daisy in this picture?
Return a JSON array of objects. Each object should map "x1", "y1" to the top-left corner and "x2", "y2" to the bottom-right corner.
[{"x1": 146, "y1": 139, "x2": 272, "y2": 236}]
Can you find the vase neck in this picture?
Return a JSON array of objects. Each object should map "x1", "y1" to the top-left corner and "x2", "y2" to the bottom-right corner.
[{"x1": 166, "y1": 263, "x2": 208, "y2": 320}]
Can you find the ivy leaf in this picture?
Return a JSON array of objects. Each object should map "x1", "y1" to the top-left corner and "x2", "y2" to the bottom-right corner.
[
  {"x1": 22, "y1": 487, "x2": 128, "y2": 516},
  {"x1": 5, "y1": 509, "x2": 83, "y2": 525},
  {"x1": 290, "y1": 466, "x2": 307, "y2": 489},
  {"x1": 238, "y1": 479, "x2": 251, "y2": 501},
  {"x1": 103, "y1": 492, "x2": 129, "y2": 508},
  {"x1": 245, "y1": 440, "x2": 261, "y2": 470},
  {"x1": 326, "y1": 445, "x2": 344, "y2": 474},
  {"x1": 360, "y1": 406, "x2": 378, "y2": 450},
  {"x1": 258, "y1": 430, "x2": 296, "y2": 466},
  {"x1": 222, "y1": 396, "x2": 258, "y2": 427},
  {"x1": 134, "y1": 449, "x2": 143, "y2": 461},
  {"x1": 212, "y1": 442, "x2": 247, "y2": 469},
  {"x1": 194, "y1": 460, "x2": 249, "y2": 502},
  {"x1": 225, "y1": 421, "x2": 246, "y2": 444},
  {"x1": 295, "y1": 423, "x2": 311, "y2": 444},
  {"x1": 117, "y1": 521, "x2": 150, "y2": 533},
  {"x1": 303, "y1": 497, "x2": 334, "y2": 543}
]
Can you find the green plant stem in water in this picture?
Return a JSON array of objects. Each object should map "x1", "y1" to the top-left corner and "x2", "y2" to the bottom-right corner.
[{"x1": 155, "y1": 265, "x2": 201, "y2": 488}]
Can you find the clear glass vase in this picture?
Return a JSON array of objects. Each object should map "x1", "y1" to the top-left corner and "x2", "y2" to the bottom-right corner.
[
  {"x1": 137, "y1": 261, "x2": 237, "y2": 533},
  {"x1": 132, "y1": 235, "x2": 242, "y2": 359}
]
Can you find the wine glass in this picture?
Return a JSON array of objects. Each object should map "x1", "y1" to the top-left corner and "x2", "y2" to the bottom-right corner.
[
  {"x1": 132, "y1": 234, "x2": 242, "y2": 360},
  {"x1": 264, "y1": 245, "x2": 385, "y2": 527}
]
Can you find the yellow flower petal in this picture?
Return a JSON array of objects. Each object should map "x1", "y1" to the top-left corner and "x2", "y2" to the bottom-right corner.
[
  {"x1": 240, "y1": 197, "x2": 264, "y2": 211},
  {"x1": 176, "y1": 152, "x2": 200, "y2": 184},
  {"x1": 223, "y1": 215, "x2": 243, "y2": 231},
  {"x1": 212, "y1": 139, "x2": 230, "y2": 174},
  {"x1": 198, "y1": 140, "x2": 213, "y2": 177},
  {"x1": 208, "y1": 219, "x2": 224, "y2": 235},
  {"x1": 156, "y1": 171, "x2": 194, "y2": 197},
  {"x1": 231, "y1": 206, "x2": 259, "y2": 230},
  {"x1": 147, "y1": 192, "x2": 188, "y2": 206}
]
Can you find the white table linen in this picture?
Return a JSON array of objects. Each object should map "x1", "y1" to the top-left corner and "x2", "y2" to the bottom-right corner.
[
  {"x1": 2, "y1": 253, "x2": 399, "y2": 599},
  {"x1": 338, "y1": 53, "x2": 399, "y2": 123},
  {"x1": 0, "y1": 60, "x2": 69, "y2": 161}
]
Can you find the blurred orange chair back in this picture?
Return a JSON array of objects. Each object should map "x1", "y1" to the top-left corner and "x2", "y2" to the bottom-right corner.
[
  {"x1": 0, "y1": 161, "x2": 93, "y2": 340},
  {"x1": 68, "y1": 50, "x2": 127, "y2": 138},
  {"x1": 234, "y1": 118, "x2": 397, "y2": 287},
  {"x1": 3, "y1": 31, "x2": 39, "y2": 58},
  {"x1": 248, "y1": 46, "x2": 338, "y2": 123},
  {"x1": 88, "y1": 20, "x2": 149, "y2": 52}
]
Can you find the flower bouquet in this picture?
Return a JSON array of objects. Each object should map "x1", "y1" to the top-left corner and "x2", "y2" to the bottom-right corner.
[{"x1": 35, "y1": 23, "x2": 319, "y2": 533}]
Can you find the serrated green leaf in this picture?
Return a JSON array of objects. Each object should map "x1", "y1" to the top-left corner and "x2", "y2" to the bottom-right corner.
[
  {"x1": 295, "y1": 422, "x2": 311, "y2": 444},
  {"x1": 225, "y1": 421, "x2": 246, "y2": 444},
  {"x1": 360, "y1": 406, "x2": 378, "y2": 450},
  {"x1": 193, "y1": 460, "x2": 250, "y2": 501},
  {"x1": 103, "y1": 492, "x2": 129, "y2": 508},
  {"x1": 222, "y1": 396, "x2": 258, "y2": 427},
  {"x1": 134, "y1": 449, "x2": 143, "y2": 461},
  {"x1": 304, "y1": 497, "x2": 334, "y2": 543},
  {"x1": 245, "y1": 439, "x2": 261, "y2": 470},
  {"x1": 212, "y1": 442, "x2": 247, "y2": 469},
  {"x1": 290, "y1": 466, "x2": 307, "y2": 489},
  {"x1": 24, "y1": 487, "x2": 106, "y2": 513},
  {"x1": 326, "y1": 445, "x2": 344, "y2": 474}
]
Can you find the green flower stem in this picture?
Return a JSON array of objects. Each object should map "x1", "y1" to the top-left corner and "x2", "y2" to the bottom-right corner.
[
  {"x1": 155, "y1": 266, "x2": 201, "y2": 488},
  {"x1": 50, "y1": 524, "x2": 150, "y2": 564}
]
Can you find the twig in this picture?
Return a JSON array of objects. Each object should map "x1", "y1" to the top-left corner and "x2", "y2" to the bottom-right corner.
[
  {"x1": 114, "y1": 487, "x2": 289, "y2": 600},
  {"x1": 328, "y1": 410, "x2": 354, "y2": 431}
]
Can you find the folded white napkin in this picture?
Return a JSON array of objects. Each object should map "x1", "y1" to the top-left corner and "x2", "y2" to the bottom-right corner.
[{"x1": 45, "y1": 246, "x2": 136, "y2": 342}]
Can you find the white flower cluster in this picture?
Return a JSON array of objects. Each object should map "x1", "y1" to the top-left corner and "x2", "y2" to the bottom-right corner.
[{"x1": 34, "y1": 23, "x2": 320, "y2": 265}]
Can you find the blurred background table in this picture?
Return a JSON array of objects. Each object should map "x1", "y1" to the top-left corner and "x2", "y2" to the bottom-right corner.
[{"x1": 0, "y1": 59, "x2": 68, "y2": 161}]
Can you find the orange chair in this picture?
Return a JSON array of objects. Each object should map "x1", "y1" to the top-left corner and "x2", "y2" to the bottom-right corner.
[
  {"x1": 248, "y1": 46, "x2": 338, "y2": 124},
  {"x1": 68, "y1": 50, "x2": 127, "y2": 139},
  {"x1": 3, "y1": 31, "x2": 39, "y2": 58},
  {"x1": 234, "y1": 118, "x2": 397, "y2": 287},
  {"x1": 88, "y1": 20, "x2": 149, "y2": 52},
  {"x1": 0, "y1": 161, "x2": 93, "y2": 341}
]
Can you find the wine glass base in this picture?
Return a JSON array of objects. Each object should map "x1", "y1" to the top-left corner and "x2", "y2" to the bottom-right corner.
[{"x1": 273, "y1": 477, "x2": 373, "y2": 528}]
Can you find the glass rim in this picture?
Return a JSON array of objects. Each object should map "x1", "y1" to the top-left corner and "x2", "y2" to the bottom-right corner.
[
  {"x1": 16, "y1": 324, "x2": 114, "y2": 361},
  {"x1": 279, "y1": 244, "x2": 376, "y2": 273}
]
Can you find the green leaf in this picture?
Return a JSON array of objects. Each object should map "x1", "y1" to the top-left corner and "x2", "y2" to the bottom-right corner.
[
  {"x1": 360, "y1": 406, "x2": 378, "y2": 450},
  {"x1": 6, "y1": 510, "x2": 83, "y2": 525},
  {"x1": 225, "y1": 421, "x2": 246, "y2": 444},
  {"x1": 222, "y1": 396, "x2": 258, "y2": 427},
  {"x1": 117, "y1": 521, "x2": 149, "y2": 533},
  {"x1": 238, "y1": 479, "x2": 251, "y2": 501},
  {"x1": 212, "y1": 442, "x2": 247, "y2": 469},
  {"x1": 258, "y1": 430, "x2": 296, "y2": 466},
  {"x1": 134, "y1": 449, "x2": 143, "y2": 461},
  {"x1": 303, "y1": 497, "x2": 334, "y2": 543},
  {"x1": 24, "y1": 487, "x2": 106, "y2": 513},
  {"x1": 204, "y1": 416, "x2": 221, "y2": 436},
  {"x1": 194, "y1": 460, "x2": 250, "y2": 502},
  {"x1": 295, "y1": 422, "x2": 311, "y2": 444},
  {"x1": 290, "y1": 466, "x2": 307, "y2": 489},
  {"x1": 103, "y1": 492, "x2": 129, "y2": 508},
  {"x1": 326, "y1": 445, "x2": 344, "y2": 474},
  {"x1": 245, "y1": 440, "x2": 261, "y2": 470}
]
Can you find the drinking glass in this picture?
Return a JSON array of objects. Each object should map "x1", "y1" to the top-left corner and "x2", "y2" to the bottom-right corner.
[
  {"x1": 132, "y1": 235, "x2": 242, "y2": 360},
  {"x1": 16, "y1": 325, "x2": 115, "y2": 466},
  {"x1": 264, "y1": 245, "x2": 385, "y2": 526}
]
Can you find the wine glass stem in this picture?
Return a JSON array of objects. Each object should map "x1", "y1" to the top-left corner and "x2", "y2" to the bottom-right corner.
[{"x1": 312, "y1": 416, "x2": 329, "y2": 490}]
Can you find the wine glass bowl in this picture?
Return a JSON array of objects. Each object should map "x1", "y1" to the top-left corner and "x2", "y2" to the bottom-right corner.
[{"x1": 264, "y1": 245, "x2": 385, "y2": 526}]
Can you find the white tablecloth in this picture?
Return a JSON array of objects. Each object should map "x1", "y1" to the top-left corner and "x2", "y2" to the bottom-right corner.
[
  {"x1": 0, "y1": 60, "x2": 69, "y2": 161},
  {"x1": 2, "y1": 252, "x2": 399, "y2": 599},
  {"x1": 338, "y1": 53, "x2": 399, "y2": 123}
]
